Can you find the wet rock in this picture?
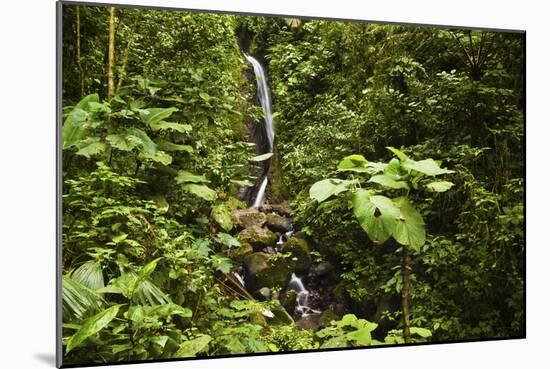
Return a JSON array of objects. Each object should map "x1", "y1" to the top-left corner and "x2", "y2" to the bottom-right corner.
[
  {"x1": 333, "y1": 282, "x2": 350, "y2": 307},
  {"x1": 319, "y1": 309, "x2": 341, "y2": 327},
  {"x1": 237, "y1": 226, "x2": 277, "y2": 250},
  {"x1": 292, "y1": 231, "x2": 307, "y2": 239},
  {"x1": 265, "y1": 213, "x2": 292, "y2": 233},
  {"x1": 253, "y1": 287, "x2": 272, "y2": 301},
  {"x1": 282, "y1": 237, "x2": 312, "y2": 272},
  {"x1": 243, "y1": 252, "x2": 295, "y2": 291},
  {"x1": 259, "y1": 202, "x2": 292, "y2": 216},
  {"x1": 281, "y1": 289, "x2": 298, "y2": 315},
  {"x1": 231, "y1": 208, "x2": 267, "y2": 229},
  {"x1": 296, "y1": 313, "x2": 321, "y2": 330},
  {"x1": 228, "y1": 242, "x2": 253, "y2": 261},
  {"x1": 309, "y1": 261, "x2": 335, "y2": 278}
]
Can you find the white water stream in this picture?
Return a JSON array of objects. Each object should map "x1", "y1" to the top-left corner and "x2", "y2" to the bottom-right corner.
[
  {"x1": 242, "y1": 53, "x2": 318, "y2": 319},
  {"x1": 244, "y1": 53, "x2": 275, "y2": 208}
]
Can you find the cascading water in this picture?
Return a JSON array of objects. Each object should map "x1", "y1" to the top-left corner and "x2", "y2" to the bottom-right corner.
[
  {"x1": 243, "y1": 53, "x2": 274, "y2": 152},
  {"x1": 242, "y1": 52, "x2": 319, "y2": 320},
  {"x1": 243, "y1": 53, "x2": 275, "y2": 208},
  {"x1": 252, "y1": 176, "x2": 268, "y2": 208},
  {"x1": 288, "y1": 273, "x2": 321, "y2": 317}
]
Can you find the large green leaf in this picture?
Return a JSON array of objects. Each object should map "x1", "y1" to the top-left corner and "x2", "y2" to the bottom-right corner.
[
  {"x1": 347, "y1": 329, "x2": 372, "y2": 346},
  {"x1": 150, "y1": 121, "x2": 192, "y2": 133},
  {"x1": 211, "y1": 204, "x2": 233, "y2": 231},
  {"x1": 403, "y1": 159, "x2": 454, "y2": 176},
  {"x1": 337, "y1": 154, "x2": 369, "y2": 172},
  {"x1": 175, "y1": 335, "x2": 212, "y2": 358},
  {"x1": 216, "y1": 232, "x2": 241, "y2": 248},
  {"x1": 183, "y1": 184, "x2": 217, "y2": 201},
  {"x1": 139, "y1": 107, "x2": 178, "y2": 126},
  {"x1": 106, "y1": 134, "x2": 140, "y2": 152},
  {"x1": 140, "y1": 150, "x2": 173, "y2": 165},
  {"x1": 62, "y1": 108, "x2": 88, "y2": 149},
  {"x1": 71, "y1": 261, "x2": 104, "y2": 291},
  {"x1": 309, "y1": 178, "x2": 354, "y2": 203},
  {"x1": 426, "y1": 180, "x2": 454, "y2": 192},
  {"x1": 156, "y1": 139, "x2": 193, "y2": 153},
  {"x1": 75, "y1": 139, "x2": 107, "y2": 159},
  {"x1": 392, "y1": 197, "x2": 426, "y2": 251},
  {"x1": 127, "y1": 128, "x2": 157, "y2": 155},
  {"x1": 150, "y1": 303, "x2": 192, "y2": 318},
  {"x1": 410, "y1": 327, "x2": 432, "y2": 338},
  {"x1": 176, "y1": 170, "x2": 209, "y2": 184},
  {"x1": 75, "y1": 93, "x2": 100, "y2": 110},
  {"x1": 62, "y1": 94, "x2": 101, "y2": 148},
  {"x1": 134, "y1": 258, "x2": 162, "y2": 293},
  {"x1": 386, "y1": 146, "x2": 409, "y2": 161},
  {"x1": 368, "y1": 174, "x2": 410, "y2": 190},
  {"x1": 133, "y1": 279, "x2": 171, "y2": 306},
  {"x1": 384, "y1": 158, "x2": 405, "y2": 179},
  {"x1": 62, "y1": 276, "x2": 104, "y2": 320},
  {"x1": 66, "y1": 304, "x2": 123, "y2": 353},
  {"x1": 211, "y1": 254, "x2": 233, "y2": 273},
  {"x1": 99, "y1": 259, "x2": 162, "y2": 299},
  {"x1": 352, "y1": 189, "x2": 400, "y2": 244}
]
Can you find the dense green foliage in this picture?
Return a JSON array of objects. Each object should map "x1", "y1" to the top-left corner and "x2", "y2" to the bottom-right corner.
[
  {"x1": 251, "y1": 19, "x2": 524, "y2": 341},
  {"x1": 61, "y1": 5, "x2": 524, "y2": 365}
]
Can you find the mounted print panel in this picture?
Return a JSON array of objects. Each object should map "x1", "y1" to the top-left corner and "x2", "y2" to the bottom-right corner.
[{"x1": 57, "y1": 1, "x2": 525, "y2": 367}]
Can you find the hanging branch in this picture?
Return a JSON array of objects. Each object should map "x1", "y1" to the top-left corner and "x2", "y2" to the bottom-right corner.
[
  {"x1": 107, "y1": 7, "x2": 116, "y2": 100},
  {"x1": 76, "y1": 6, "x2": 84, "y2": 98}
]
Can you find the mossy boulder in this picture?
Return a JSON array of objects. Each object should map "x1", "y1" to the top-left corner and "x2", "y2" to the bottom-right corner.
[
  {"x1": 296, "y1": 314, "x2": 321, "y2": 330},
  {"x1": 282, "y1": 236, "x2": 312, "y2": 271},
  {"x1": 260, "y1": 202, "x2": 292, "y2": 216},
  {"x1": 231, "y1": 208, "x2": 267, "y2": 229},
  {"x1": 237, "y1": 226, "x2": 277, "y2": 250},
  {"x1": 228, "y1": 242, "x2": 254, "y2": 261},
  {"x1": 265, "y1": 213, "x2": 292, "y2": 232},
  {"x1": 333, "y1": 281, "x2": 351, "y2": 306},
  {"x1": 319, "y1": 309, "x2": 341, "y2": 327},
  {"x1": 281, "y1": 289, "x2": 298, "y2": 315},
  {"x1": 243, "y1": 252, "x2": 295, "y2": 291}
]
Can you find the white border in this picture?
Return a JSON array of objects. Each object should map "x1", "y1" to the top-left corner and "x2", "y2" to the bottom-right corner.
[{"x1": 0, "y1": 1, "x2": 545, "y2": 368}]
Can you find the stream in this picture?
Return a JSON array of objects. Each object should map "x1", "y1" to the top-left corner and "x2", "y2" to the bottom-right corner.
[{"x1": 239, "y1": 53, "x2": 322, "y2": 322}]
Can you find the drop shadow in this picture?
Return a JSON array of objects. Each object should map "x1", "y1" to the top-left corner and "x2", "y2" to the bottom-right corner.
[{"x1": 34, "y1": 353, "x2": 56, "y2": 367}]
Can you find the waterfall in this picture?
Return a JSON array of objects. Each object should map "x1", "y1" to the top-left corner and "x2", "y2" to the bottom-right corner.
[
  {"x1": 243, "y1": 53, "x2": 274, "y2": 208},
  {"x1": 243, "y1": 53, "x2": 274, "y2": 151},
  {"x1": 243, "y1": 53, "x2": 319, "y2": 320},
  {"x1": 288, "y1": 273, "x2": 321, "y2": 317},
  {"x1": 252, "y1": 176, "x2": 268, "y2": 208}
]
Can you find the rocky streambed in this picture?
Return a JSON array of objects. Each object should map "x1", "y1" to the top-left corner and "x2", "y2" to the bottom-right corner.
[{"x1": 228, "y1": 203, "x2": 345, "y2": 330}]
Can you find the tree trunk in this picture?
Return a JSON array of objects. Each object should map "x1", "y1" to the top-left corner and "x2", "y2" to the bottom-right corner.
[
  {"x1": 76, "y1": 6, "x2": 84, "y2": 98},
  {"x1": 401, "y1": 245, "x2": 411, "y2": 343},
  {"x1": 107, "y1": 7, "x2": 116, "y2": 100}
]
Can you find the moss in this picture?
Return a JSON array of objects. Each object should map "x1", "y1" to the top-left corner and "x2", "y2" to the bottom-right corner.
[
  {"x1": 267, "y1": 145, "x2": 290, "y2": 203},
  {"x1": 319, "y1": 309, "x2": 341, "y2": 327},
  {"x1": 231, "y1": 209, "x2": 267, "y2": 229},
  {"x1": 237, "y1": 226, "x2": 277, "y2": 249},
  {"x1": 229, "y1": 242, "x2": 254, "y2": 261},
  {"x1": 282, "y1": 237, "x2": 312, "y2": 271},
  {"x1": 243, "y1": 252, "x2": 295, "y2": 289}
]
